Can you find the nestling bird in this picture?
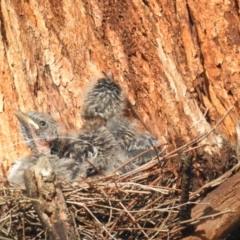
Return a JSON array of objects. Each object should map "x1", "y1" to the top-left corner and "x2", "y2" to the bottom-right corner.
[
  {"x1": 8, "y1": 154, "x2": 83, "y2": 187},
  {"x1": 81, "y1": 72, "x2": 162, "y2": 166},
  {"x1": 8, "y1": 111, "x2": 135, "y2": 187},
  {"x1": 81, "y1": 72, "x2": 127, "y2": 120},
  {"x1": 14, "y1": 111, "x2": 59, "y2": 155},
  {"x1": 106, "y1": 116, "x2": 162, "y2": 166},
  {"x1": 8, "y1": 111, "x2": 83, "y2": 186},
  {"x1": 60, "y1": 118, "x2": 136, "y2": 176}
]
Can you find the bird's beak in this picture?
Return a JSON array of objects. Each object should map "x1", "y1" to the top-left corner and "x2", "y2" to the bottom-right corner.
[{"x1": 14, "y1": 111, "x2": 40, "y2": 130}]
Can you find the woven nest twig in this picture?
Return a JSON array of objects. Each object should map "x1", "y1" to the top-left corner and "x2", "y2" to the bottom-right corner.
[
  {"x1": 0, "y1": 106, "x2": 235, "y2": 240},
  {"x1": 1, "y1": 157, "x2": 182, "y2": 240}
]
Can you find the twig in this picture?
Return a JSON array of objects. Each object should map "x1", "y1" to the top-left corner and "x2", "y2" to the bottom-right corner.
[
  {"x1": 83, "y1": 205, "x2": 117, "y2": 240},
  {"x1": 190, "y1": 108, "x2": 209, "y2": 129},
  {"x1": 164, "y1": 106, "x2": 234, "y2": 158},
  {"x1": 24, "y1": 156, "x2": 78, "y2": 240},
  {"x1": 85, "y1": 159, "x2": 106, "y2": 177},
  {"x1": 32, "y1": 230, "x2": 45, "y2": 240},
  {"x1": 179, "y1": 152, "x2": 193, "y2": 221},
  {"x1": 180, "y1": 210, "x2": 232, "y2": 225},
  {"x1": 119, "y1": 202, "x2": 149, "y2": 238},
  {"x1": 22, "y1": 211, "x2": 26, "y2": 240},
  {"x1": 111, "y1": 143, "x2": 167, "y2": 174},
  {"x1": 128, "y1": 99, "x2": 151, "y2": 132}
]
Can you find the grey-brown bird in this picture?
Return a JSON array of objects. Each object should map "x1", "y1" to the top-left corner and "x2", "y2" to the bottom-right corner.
[
  {"x1": 81, "y1": 72, "x2": 162, "y2": 166},
  {"x1": 8, "y1": 154, "x2": 83, "y2": 187},
  {"x1": 8, "y1": 111, "x2": 134, "y2": 187},
  {"x1": 8, "y1": 111, "x2": 83, "y2": 187},
  {"x1": 60, "y1": 118, "x2": 136, "y2": 177},
  {"x1": 81, "y1": 72, "x2": 127, "y2": 120},
  {"x1": 14, "y1": 111, "x2": 59, "y2": 155},
  {"x1": 106, "y1": 116, "x2": 162, "y2": 166}
]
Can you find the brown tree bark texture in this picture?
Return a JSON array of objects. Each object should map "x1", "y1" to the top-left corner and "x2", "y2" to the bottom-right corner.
[
  {"x1": 183, "y1": 171, "x2": 240, "y2": 240},
  {"x1": 0, "y1": 1, "x2": 239, "y2": 173}
]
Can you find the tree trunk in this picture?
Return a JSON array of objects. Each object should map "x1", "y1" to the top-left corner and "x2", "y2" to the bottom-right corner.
[
  {"x1": 0, "y1": 0, "x2": 239, "y2": 238},
  {"x1": 183, "y1": 171, "x2": 240, "y2": 240}
]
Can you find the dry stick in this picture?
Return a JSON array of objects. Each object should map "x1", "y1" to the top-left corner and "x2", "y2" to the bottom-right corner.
[
  {"x1": 100, "y1": 149, "x2": 166, "y2": 238},
  {"x1": 190, "y1": 108, "x2": 209, "y2": 129},
  {"x1": 162, "y1": 144, "x2": 206, "y2": 160},
  {"x1": 129, "y1": 101, "x2": 151, "y2": 133},
  {"x1": 111, "y1": 143, "x2": 167, "y2": 174},
  {"x1": 103, "y1": 196, "x2": 141, "y2": 240},
  {"x1": 98, "y1": 188, "x2": 113, "y2": 226},
  {"x1": 7, "y1": 210, "x2": 12, "y2": 236},
  {"x1": 22, "y1": 211, "x2": 26, "y2": 240},
  {"x1": 67, "y1": 180, "x2": 137, "y2": 239},
  {"x1": 24, "y1": 156, "x2": 78, "y2": 240},
  {"x1": 85, "y1": 159, "x2": 106, "y2": 177},
  {"x1": 179, "y1": 210, "x2": 232, "y2": 225},
  {"x1": 162, "y1": 105, "x2": 234, "y2": 160},
  {"x1": 159, "y1": 200, "x2": 177, "y2": 238},
  {"x1": 105, "y1": 107, "x2": 234, "y2": 238},
  {"x1": 32, "y1": 230, "x2": 45, "y2": 240},
  {"x1": 100, "y1": 177, "x2": 149, "y2": 238},
  {"x1": 179, "y1": 152, "x2": 193, "y2": 221},
  {"x1": 119, "y1": 202, "x2": 149, "y2": 239},
  {"x1": 119, "y1": 145, "x2": 203, "y2": 180},
  {"x1": 194, "y1": 105, "x2": 234, "y2": 143},
  {"x1": 104, "y1": 160, "x2": 177, "y2": 240},
  {"x1": 121, "y1": 105, "x2": 234, "y2": 179},
  {"x1": 70, "y1": 211, "x2": 81, "y2": 240},
  {"x1": 116, "y1": 227, "x2": 168, "y2": 231},
  {"x1": 0, "y1": 219, "x2": 8, "y2": 235},
  {"x1": 0, "y1": 236, "x2": 13, "y2": 240},
  {"x1": 83, "y1": 205, "x2": 117, "y2": 240}
]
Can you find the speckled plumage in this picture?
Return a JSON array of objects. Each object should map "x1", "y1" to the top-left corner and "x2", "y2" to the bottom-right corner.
[
  {"x1": 61, "y1": 119, "x2": 136, "y2": 176},
  {"x1": 106, "y1": 116, "x2": 161, "y2": 166},
  {"x1": 81, "y1": 73, "x2": 127, "y2": 120},
  {"x1": 9, "y1": 111, "x2": 83, "y2": 186},
  {"x1": 9, "y1": 112, "x2": 135, "y2": 187}
]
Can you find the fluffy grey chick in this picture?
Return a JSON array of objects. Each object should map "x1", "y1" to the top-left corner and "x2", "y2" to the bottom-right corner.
[
  {"x1": 8, "y1": 154, "x2": 82, "y2": 187},
  {"x1": 61, "y1": 118, "x2": 136, "y2": 177},
  {"x1": 9, "y1": 111, "x2": 82, "y2": 187},
  {"x1": 81, "y1": 72, "x2": 127, "y2": 120},
  {"x1": 106, "y1": 116, "x2": 162, "y2": 166},
  {"x1": 10, "y1": 111, "x2": 134, "y2": 186},
  {"x1": 14, "y1": 111, "x2": 59, "y2": 155}
]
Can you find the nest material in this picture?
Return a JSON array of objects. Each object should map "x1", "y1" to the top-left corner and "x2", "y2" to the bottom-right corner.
[
  {"x1": 0, "y1": 151, "x2": 190, "y2": 240},
  {"x1": 1, "y1": 146, "x2": 237, "y2": 239},
  {"x1": 0, "y1": 106, "x2": 235, "y2": 240}
]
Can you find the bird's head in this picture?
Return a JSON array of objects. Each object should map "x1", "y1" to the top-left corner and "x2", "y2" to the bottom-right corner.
[
  {"x1": 82, "y1": 72, "x2": 127, "y2": 120},
  {"x1": 14, "y1": 111, "x2": 59, "y2": 154}
]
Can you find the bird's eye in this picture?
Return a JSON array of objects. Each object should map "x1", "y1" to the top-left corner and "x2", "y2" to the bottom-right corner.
[{"x1": 39, "y1": 121, "x2": 46, "y2": 126}]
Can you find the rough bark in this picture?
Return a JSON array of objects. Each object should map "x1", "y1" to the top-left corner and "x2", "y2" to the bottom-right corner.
[
  {"x1": 0, "y1": 0, "x2": 240, "y2": 238},
  {"x1": 0, "y1": 0, "x2": 239, "y2": 167},
  {"x1": 183, "y1": 171, "x2": 240, "y2": 240}
]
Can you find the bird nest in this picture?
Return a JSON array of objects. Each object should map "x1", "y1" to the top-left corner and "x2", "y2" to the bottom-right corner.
[
  {"x1": 0, "y1": 106, "x2": 235, "y2": 240},
  {"x1": 0, "y1": 150, "x2": 193, "y2": 240}
]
